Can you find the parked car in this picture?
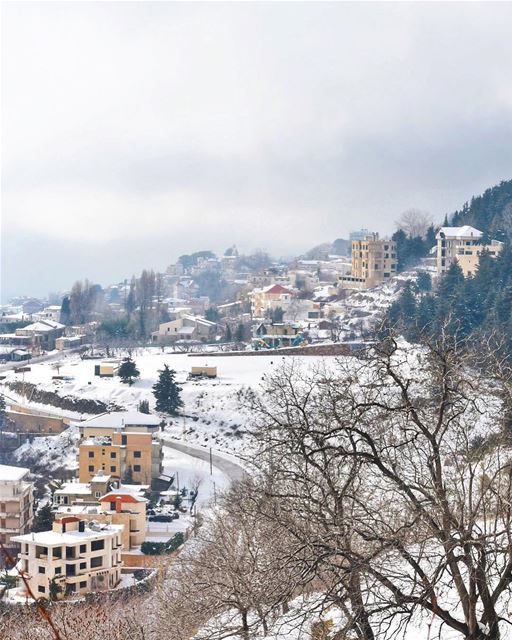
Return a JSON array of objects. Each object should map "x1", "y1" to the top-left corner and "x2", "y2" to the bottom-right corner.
[{"x1": 149, "y1": 514, "x2": 174, "y2": 523}]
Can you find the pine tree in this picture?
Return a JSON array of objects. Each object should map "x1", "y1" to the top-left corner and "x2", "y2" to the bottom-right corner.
[
  {"x1": 416, "y1": 271, "x2": 432, "y2": 293},
  {"x1": 225, "y1": 325, "x2": 232, "y2": 342},
  {"x1": 32, "y1": 503, "x2": 54, "y2": 533},
  {"x1": 138, "y1": 399, "x2": 150, "y2": 414},
  {"x1": 118, "y1": 356, "x2": 140, "y2": 386},
  {"x1": 153, "y1": 364, "x2": 183, "y2": 415}
]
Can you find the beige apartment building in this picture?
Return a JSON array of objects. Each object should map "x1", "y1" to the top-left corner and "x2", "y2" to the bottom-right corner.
[
  {"x1": 0, "y1": 464, "x2": 33, "y2": 564},
  {"x1": 77, "y1": 412, "x2": 163, "y2": 486},
  {"x1": 340, "y1": 233, "x2": 397, "y2": 289},
  {"x1": 79, "y1": 431, "x2": 160, "y2": 485},
  {"x1": 12, "y1": 516, "x2": 123, "y2": 599},
  {"x1": 455, "y1": 240, "x2": 503, "y2": 276}
]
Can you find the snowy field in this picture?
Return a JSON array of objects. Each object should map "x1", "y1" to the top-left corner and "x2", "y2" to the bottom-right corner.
[{"x1": 3, "y1": 349, "x2": 342, "y2": 455}]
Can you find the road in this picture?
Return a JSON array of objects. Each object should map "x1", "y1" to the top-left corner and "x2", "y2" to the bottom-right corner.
[{"x1": 160, "y1": 436, "x2": 246, "y2": 484}]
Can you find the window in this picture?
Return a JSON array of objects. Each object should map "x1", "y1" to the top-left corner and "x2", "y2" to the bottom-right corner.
[
  {"x1": 80, "y1": 562, "x2": 86, "y2": 570},
  {"x1": 79, "y1": 544, "x2": 86, "y2": 554},
  {"x1": 55, "y1": 567, "x2": 62, "y2": 575},
  {"x1": 110, "y1": 452, "x2": 116, "y2": 459},
  {"x1": 91, "y1": 556, "x2": 103, "y2": 568},
  {"x1": 79, "y1": 581, "x2": 87, "y2": 589},
  {"x1": 95, "y1": 491, "x2": 101, "y2": 498},
  {"x1": 133, "y1": 451, "x2": 141, "y2": 458},
  {"x1": 38, "y1": 586, "x2": 45, "y2": 594},
  {"x1": 110, "y1": 466, "x2": 116, "y2": 473},
  {"x1": 38, "y1": 566, "x2": 45, "y2": 574},
  {"x1": 88, "y1": 451, "x2": 94, "y2": 458},
  {"x1": 91, "y1": 540, "x2": 105, "y2": 552},
  {"x1": 88, "y1": 465, "x2": 94, "y2": 472},
  {"x1": 121, "y1": 435, "x2": 127, "y2": 445},
  {"x1": 133, "y1": 465, "x2": 141, "y2": 472}
]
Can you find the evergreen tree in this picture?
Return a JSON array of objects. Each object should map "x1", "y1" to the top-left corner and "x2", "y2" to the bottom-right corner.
[
  {"x1": 225, "y1": 325, "x2": 232, "y2": 342},
  {"x1": 271, "y1": 307, "x2": 284, "y2": 323},
  {"x1": 138, "y1": 399, "x2": 150, "y2": 414},
  {"x1": 59, "y1": 296, "x2": 71, "y2": 325},
  {"x1": 49, "y1": 577, "x2": 63, "y2": 601},
  {"x1": 32, "y1": 503, "x2": 54, "y2": 533},
  {"x1": 417, "y1": 271, "x2": 432, "y2": 293},
  {"x1": 118, "y1": 356, "x2": 140, "y2": 386},
  {"x1": 123, "y1": 466, "x2": 134, "y2": 484},
  {"x1": 235, "y1": 322, "x2": 245, "y2": 343},
  {"x1": 125, "y1": 276, "x2": 137, "y2": 314},
  {"x1": 398, "y1": 282, "x2": 417, "y2": 319},
  {"x1": 153, "y1": 364, "x2": 183, "y2": 415},
  {"x1": 205, "y1": 308, "x2": 220, "y2": 322}
]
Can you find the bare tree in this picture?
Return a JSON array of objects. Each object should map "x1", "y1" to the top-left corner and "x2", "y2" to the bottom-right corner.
[
  {"x1": 249, "y1": 332, "x2": 512, "y2": 640},
  {"x1": 153, "y1": 482, "x2": 299, "y2": 640},
  {"x1": 396, "y1": 208, "x2": 432, "y2": 239}
]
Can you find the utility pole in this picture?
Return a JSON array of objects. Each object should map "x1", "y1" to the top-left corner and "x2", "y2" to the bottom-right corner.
[{"x1": 209, "y1": 447, "x2": 213, "y2": 476}]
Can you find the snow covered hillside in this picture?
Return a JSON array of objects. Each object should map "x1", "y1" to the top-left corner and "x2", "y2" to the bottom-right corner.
[{"x1": 1, "y1": 350, "x2": 341, "y2": 456}]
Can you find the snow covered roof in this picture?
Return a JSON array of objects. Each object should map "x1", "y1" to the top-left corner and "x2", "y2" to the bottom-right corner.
[
  {"x1": 80, "y1": 411, "x2": 161, "y2": 429},
  {"x1": 20, "y1": 319, "x2": 65, "y2": 332},
  {"x1": 182, "y1": 314, "x2": 216, "y2": 326},
  {"x1": 54, "y1": 483, "x2": 92, "y2": 496},
  {"x1": 177, "y1": 326, "x2": 196, "y2": 335},
  {"x1": 0, "y1": 464, "x2": 30, "y2": 482},
  {"x1": 436, "y1": 225, "x2": 483, "y2": 239},
  {"x1": 12, "y1": 522, "x2": 123, "y2": 546}
]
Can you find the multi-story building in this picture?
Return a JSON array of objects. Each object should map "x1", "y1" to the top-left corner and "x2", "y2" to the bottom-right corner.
[
  {"x1": 249, "y1": 284, "x2": 296, "y2": 318},
  {"x1": 340, "y1": 233, "x2": 397, "y2": 289},
  {"x1": 436, "y1": 226, "x2": 483, "y2": 274},
  {"x1": 55, "y1": 491, "x2": 147, "y2": 550},
  {"x1": 0, "y1": 464, "x2": 33, "y2": 564},
  {"x1": 12, "y1": 516, "x2": 123, "y2": 599},
  {"x1": 454, "y1": 240, "x2": 503, "y2": 277},
  {"x1": 52, "y1": 471, "x2": 114, "y2": 507},
  {"x1": 77, "y1": 412, "x2": 163, "y2": 486},
  {"x1": 435, "y1": 225, "x2": 503, "y2": 276}
]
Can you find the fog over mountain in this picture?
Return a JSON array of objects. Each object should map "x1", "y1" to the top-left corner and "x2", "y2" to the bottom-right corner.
[{"x1": 2, "y1": 1, "x2": 512, "y2": 299}]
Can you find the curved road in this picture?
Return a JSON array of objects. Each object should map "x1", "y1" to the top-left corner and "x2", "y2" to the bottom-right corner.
[{"x1": 160, "y1": 436, "x2": 246, "y2": 483}]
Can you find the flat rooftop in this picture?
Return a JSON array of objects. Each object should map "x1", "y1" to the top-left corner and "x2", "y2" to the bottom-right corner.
[
  {"x1": 79, "y1": 411, "x2": 161, "y2": 429},
  {"x1": 0, "y1": 464, "x2": 30, "y2": 482},
  {"x1": 13, "y1": 522, "x2": 124, "y2": 546}
]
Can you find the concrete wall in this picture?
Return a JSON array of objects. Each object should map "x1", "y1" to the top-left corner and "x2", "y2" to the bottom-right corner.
[{"x1": 6, "y1": 410, "x2": 66, "y2": 434}]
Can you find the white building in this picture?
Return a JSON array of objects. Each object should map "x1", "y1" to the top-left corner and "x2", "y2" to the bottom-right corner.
[
  {"x1": 435, "y1": 226, "x2": 483, "y2": 274},
  {"x1": 12, "y1": 516, "x2": 123, "y2": 599}
]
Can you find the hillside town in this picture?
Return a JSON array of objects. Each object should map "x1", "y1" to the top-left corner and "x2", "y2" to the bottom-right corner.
[
  {"x1": 1, "y1": 223, "x2": 502, "y2": 365},
  {"x1": 0, "y1": 220, "x2": 506, "y2": 606},
  {"x1": 3, "y1": 2, "x2": 512, "y2": 638}
]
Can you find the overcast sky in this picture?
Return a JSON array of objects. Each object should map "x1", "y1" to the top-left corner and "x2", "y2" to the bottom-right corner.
[{"x1": 2, "y1": 1, "x2": 512, "y2": 301}]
